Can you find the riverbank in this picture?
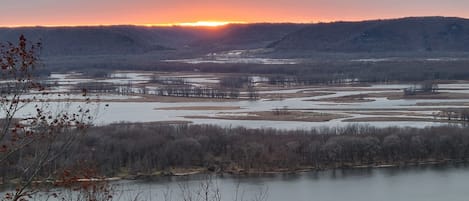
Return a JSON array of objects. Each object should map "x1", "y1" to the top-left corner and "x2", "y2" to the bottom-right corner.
[{"x1": 93, "y1": 158, "x2": 467, "y2": 182}]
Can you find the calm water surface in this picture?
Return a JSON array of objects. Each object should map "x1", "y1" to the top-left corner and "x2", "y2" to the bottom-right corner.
[{"x1": 111, "y1": 165, "x2": 469, "y2": 201}]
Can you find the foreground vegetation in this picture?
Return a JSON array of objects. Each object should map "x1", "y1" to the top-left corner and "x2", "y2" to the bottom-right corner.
[{"x1": 3, "y1": 123, "x2": 469, "y2": 183}]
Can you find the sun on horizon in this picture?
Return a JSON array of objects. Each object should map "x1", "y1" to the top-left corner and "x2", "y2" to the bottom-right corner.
[{"x1": 144, "y1": 21, "x2": 246, "y2": 27}]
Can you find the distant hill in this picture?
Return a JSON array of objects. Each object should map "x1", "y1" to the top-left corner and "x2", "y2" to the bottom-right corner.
[
  {"x1": 0, "y1": 26, "x2": 205, "y2": 56},
  {"x1": 0, "y1": 24, "x2": 305, "y2": 57},
  {"x1": 189, "y1": 23, "x2": 306, "y2": 51},
  {"x1": 2, "y1": 17, "x2": 469, "y2": 58},
  {"x1": 268, "y1": 17, "x2": 469, "y2": 52}
]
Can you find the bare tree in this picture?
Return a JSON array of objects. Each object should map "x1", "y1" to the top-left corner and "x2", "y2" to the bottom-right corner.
[
  {"x1": 247, "y1": 80, "x2": 258, "y2": 101},
  {"x1": 0, "y1": 36, "x2": 94, "y2": 201},
  {"x1": 50, "y1": 167, "x2": 115, "y2": 201},
  {"x1": 178, "y1": 175, "x2": 221, "y2": 201}
]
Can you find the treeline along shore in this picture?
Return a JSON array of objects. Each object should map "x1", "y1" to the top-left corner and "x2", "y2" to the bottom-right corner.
[{"x1": 3, "y1": 123, "x2": 469, "y2": 182}]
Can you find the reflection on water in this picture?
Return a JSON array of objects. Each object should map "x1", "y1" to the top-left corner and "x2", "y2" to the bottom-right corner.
[
  {"x1": 164, "y1": 58, "x2": 300, "y2": 65},
  {"x1": 102, "y1": 164, "x2": 469, "y2": 201},
  {"x1": 5, "y1": 72, "x2": 468, "y2": 129},
  {"x1": 3, "y1": 164, "x2": 468, "y2": 201}
]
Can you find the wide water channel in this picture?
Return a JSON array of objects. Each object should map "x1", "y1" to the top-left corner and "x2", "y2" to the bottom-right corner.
[
  {"x1": 85, "y1": 164, "x2": 469, "y2": 201},
  {"x1": 8, "y1": 72, "x2": 469, "y2": 129},
  {"x1": 6, "y1": 164, "x2": 467, "y2": 201}
]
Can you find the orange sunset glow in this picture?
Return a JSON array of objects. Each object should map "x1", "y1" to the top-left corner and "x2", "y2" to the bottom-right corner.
[
  {"x1": 144, "y1": 21, "x2": 246, "y2": 27},
  {"x1": 1, "y1": 0, "x2": 468, "y2": 27}
]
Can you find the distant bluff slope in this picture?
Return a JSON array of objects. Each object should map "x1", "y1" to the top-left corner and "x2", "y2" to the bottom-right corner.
[
  {"x1": 0, "y1": 26, "x2": 200, "y2": 56},
  {"x1": 189, "y1": 23, "x2": 306, "y2": 51},
  {"x1": 268, "y1": 17, "x2": 469, "y2": 52},
  {"x1": 3, "y1": 17, "x2": 469, "y2": 56},
  {"x1": 0, "y1": 24, "x2": 304, "y2": 56}
]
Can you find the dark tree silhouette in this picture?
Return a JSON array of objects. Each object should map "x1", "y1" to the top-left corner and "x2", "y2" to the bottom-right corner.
[{"x1": 1, "y1": 36, "x2": 94, "y2": 201}]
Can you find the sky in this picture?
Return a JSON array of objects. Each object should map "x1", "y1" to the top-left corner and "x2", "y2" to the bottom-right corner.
[{"x1": 0, "y1": 0, "x2": 468, "y2": 27}]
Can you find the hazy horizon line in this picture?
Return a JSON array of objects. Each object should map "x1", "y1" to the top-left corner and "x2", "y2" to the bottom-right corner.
[{"x1": 1, "y1": 15, "x2": 467, "y2": 29}]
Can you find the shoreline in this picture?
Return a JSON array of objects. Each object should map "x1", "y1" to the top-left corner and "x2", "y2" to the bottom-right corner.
[
  {"x1": 3, "y1": 160, "x2": 463, "y2": 187},
  {"x1": 111, "y1": 159, "x2": 467, "y2": 181}
]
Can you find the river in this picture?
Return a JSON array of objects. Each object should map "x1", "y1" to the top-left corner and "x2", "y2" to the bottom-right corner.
[
  {"x1": 98, "y1": 164, "x2": 469, "y2": 201},
  {"x1": 5, "y1": 72, "x2": 469, "y2": 129}
]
